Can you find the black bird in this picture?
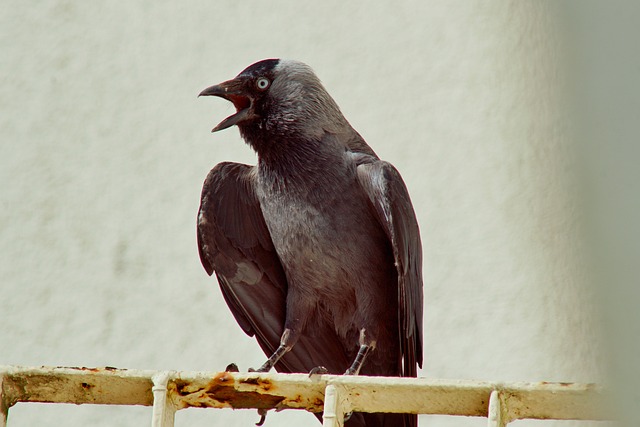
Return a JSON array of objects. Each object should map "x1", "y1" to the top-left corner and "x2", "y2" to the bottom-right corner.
[{"x1": 197, "y1": 59, "x2": 423, "y2": 427}]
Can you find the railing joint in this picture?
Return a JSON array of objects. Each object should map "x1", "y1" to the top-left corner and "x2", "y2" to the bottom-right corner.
[
  {"x1": 488, "y1": 389, "x2": 510, "y2": 427},
  {"x1": 151, "y1": 371, "x2": 176, "y2": 427},
  {"x1": 323, "y1": 383, "x2": 348, "y2": 427}
]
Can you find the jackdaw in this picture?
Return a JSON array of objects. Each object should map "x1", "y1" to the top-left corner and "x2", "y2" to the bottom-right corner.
[{"x1": 197, "y1": 59, "x2": 423, "y2": 427}]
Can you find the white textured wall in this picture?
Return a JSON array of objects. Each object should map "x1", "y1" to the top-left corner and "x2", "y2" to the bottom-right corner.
[{"x1": 1, "y1": 2, "x2": 604, "y2": 426}]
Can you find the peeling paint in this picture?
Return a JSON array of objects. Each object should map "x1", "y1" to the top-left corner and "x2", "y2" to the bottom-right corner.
[
  {"x1": 0, "y1": 366, "x2": 611, "y2": 423},
  {"x1": 174, "y1": 374, "x2": 285, "y2": 410}
]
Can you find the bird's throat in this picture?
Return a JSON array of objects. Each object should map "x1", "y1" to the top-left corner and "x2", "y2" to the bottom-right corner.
[{"x1": 256, "y1": 137, "x2": 349, "y2": 200}]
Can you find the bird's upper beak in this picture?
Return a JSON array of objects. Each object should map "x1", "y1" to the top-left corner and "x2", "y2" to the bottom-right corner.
[{"x1": 199, "y1": 78, "x2": 257, "y2": 132}]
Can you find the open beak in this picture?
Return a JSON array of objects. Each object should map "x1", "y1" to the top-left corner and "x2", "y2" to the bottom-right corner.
[{"x1": 199, "y1": 79, "x2": 257, "y2": 132}]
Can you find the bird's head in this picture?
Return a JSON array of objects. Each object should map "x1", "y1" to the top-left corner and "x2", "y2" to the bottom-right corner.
[{"x1": 199, "y1": 59, "x2": 348, "y2": 145}]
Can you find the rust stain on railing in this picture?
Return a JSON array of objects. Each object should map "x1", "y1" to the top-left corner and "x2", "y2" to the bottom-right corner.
[{"x1": 0, "y1": 365, "x2": 611, "y2": 427}]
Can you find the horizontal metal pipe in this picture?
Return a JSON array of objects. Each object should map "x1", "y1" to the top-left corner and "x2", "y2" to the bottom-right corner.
[{"x1": 0, "y1": 365, "x2": 610, "y2": 423}]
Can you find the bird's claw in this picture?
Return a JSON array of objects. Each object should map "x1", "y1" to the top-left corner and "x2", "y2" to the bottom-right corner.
[
  {"x1": 308, "y1": 366, "x2": 329, "y2": 377},
  {"x1": 255, "y1": 409, "x2": 268, "y2": 426},
  {"x1": 225, "y1": 363, "x2": 239, "y2": 372}
]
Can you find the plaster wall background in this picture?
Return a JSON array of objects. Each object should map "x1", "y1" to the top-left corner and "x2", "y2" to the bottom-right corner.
[{"x1": 0, "y1": 2, "x2": 605, "y2": 426}]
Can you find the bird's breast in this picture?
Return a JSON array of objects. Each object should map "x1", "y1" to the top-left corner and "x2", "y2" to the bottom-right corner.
[{"x1": 256, "y1": 173, "x2": 392, "y2": 295}]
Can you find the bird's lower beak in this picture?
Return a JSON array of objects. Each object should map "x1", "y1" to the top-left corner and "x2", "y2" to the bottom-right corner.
[{"x1": 199, "y1": 79, "x2": 256, "y2": 132}]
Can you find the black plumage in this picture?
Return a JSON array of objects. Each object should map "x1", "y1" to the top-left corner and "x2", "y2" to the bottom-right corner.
[{"x1": 197, "y1": 59, "x2": 423, "y2": 427}]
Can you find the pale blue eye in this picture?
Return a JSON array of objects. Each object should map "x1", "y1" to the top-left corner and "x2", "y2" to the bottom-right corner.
[{"x1": 256, "y1": 77, "x2": 270, "y2": 90}]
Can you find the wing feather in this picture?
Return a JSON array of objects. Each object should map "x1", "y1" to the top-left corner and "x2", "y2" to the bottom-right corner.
[
  {"x1": 197, "y1": 162, "x2": 287, "y2": 351},
  {"x1": 354, "y1": 156, "x2": 424, "y2": 376},
  {"x1": 197, "y1": 162, "x2": 349, "y2": 374}
]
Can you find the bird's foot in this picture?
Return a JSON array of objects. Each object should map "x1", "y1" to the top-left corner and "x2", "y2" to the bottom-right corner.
[
  {"x1": 255, "y1": 408, "x2": 268, "y2": 426},
  {"x1": 249, "y1": 356, "x2": 277, "y2": 373},
  {"x1": 242, "y1": 365, "x2": 268, "y2": 424},
  {"x1": 343, "y1": 342, "x2": 371, "y2": 376},
  {"x1": 225, "y1": 363, "x2": 239, "y2": 372},
  {"x1": 308, "y1": 366, "x2": 329, "y2": 378}
]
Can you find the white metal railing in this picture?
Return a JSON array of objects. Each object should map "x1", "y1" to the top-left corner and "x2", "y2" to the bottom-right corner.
[{"x1": 0, "y1": 365, "x2": 610, "y2": 427}]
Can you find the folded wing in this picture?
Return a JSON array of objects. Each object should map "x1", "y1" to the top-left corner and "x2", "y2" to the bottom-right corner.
[
  {"x1": 354, "y1": 155, "x2": 424, "y2": 377},
  {"x1": 197, "y1": 162, "x2": 349, "y2": 374}
]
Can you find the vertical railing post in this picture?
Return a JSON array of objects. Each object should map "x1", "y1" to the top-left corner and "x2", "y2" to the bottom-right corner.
[
  {"x1": 151, "y1": 372, "x2": 176, "y2": 427},
  {"x1": 0, "y1": 374, "x2": 7, "y2": 427},
  {"x1": 487, "y1": 390, "x2": 507, "y2": 427},
  {"x1": 323, "y1": 384, "x2": 345, "y2": 427}
]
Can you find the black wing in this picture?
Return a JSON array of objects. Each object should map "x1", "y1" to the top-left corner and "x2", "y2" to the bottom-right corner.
[
  {"x1": 197, "y1": 162, "x2": 349, "y2": 374},
  {"x1": 354, "y1": 156, "x2": 424, "y2": 377}
]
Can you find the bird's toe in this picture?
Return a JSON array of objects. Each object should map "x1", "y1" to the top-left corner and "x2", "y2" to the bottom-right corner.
[
  {"x1": 225, "y1": 363, "x2": 240, "y2": 372},
  {"x1": 255, "y1": 409, "x2": 268, "y2": 426},
  {"x1": 308, "y1": 366, "x2": 329, "y2": 377}
]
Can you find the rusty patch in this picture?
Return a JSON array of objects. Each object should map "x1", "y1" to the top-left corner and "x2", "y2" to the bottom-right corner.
[
  {"x1": 241, "y1": 377, "x2": 273, "y2": 391},
  {"x1": 540, "y1": 381, "x2": 579, "y2": 387},
  {"x1": 203, "y1": 376, "x2": 282, "y2": 408},
  {"x1": 61, "y1": 366, "x2": 120, "y2": 373},
  {"x1": 289, "y1": 394, "x2": 303, "y2": 403},
  {"x1": 57, "y1": 366, "x2": 100, "y2": 372},
  {"x1": 175, "y1": 373, "x2": 285, "y2": 410},
  {"x1": 181, "y1": 400, "x2": 216, "y2": 408},
  {"x1": 213, "y1": 371, "x2": 233, "y2": 383},
  {"x1": 241, "y1": 377, "x2": 260, "y2": 385},
  {"x1": 80, "y1": 382, "x2": 94, "y2": 390},
  {"x1": 312, "y1": 397, "x2": 325, "y2": 407}
]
